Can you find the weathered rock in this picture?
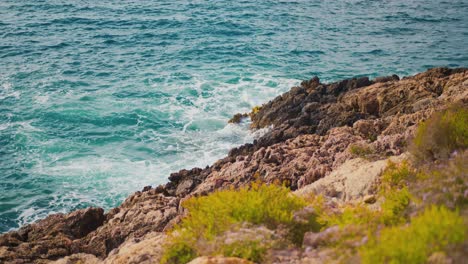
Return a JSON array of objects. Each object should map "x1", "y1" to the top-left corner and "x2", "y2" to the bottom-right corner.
[
  {"x1": 188, "y1": 256, "x2": 254, "y2": 264},
  {"x1": 1, "y1": 68, "x2": 466, "y2": 263},
  {"x1": 103, "y1": 232, "x2": 166, "y2": 264},
  {"x1": 248, "y1": 67, "x2": 466, "y2": 148},
  {"x1": 77, "y1": 190, "x2": 179, "y2": 258},
  {"x1": 295, "y1": 154, "x2": 408, "y2": 202},
  {"x1": 374, "y1": 74, "x2": 399, "y2": 83},
  {"x1": 0, "y1": 208, "x2": 104, "y2": 263},
  {"x1": 51, "y1": 253, "x2": 101, "y2": 264},
  {"x1": 363, "y1": 195, "x2": 377, "y2": 204},
  {"x1": 303, "y1": 226, "x2": 341, "y2": 248}
]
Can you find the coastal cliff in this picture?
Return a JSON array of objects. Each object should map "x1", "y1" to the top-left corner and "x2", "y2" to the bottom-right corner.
[{"x1": 1, "y1": 68, "x2": 467, "y2": 263}]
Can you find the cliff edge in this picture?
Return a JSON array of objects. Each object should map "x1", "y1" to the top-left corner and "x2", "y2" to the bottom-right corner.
[{"x1": 1, "y1": 68, "x2": 467, "y2": 264}]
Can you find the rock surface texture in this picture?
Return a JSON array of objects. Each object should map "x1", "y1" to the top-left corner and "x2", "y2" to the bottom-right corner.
[{"x1": 1, "y1": 68, "x2": 467, "y2": 263}]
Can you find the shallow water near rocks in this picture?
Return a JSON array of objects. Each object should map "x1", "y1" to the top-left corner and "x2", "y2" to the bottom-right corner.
[{"x1": 1, "y1": 0, "x2": 467, "y2": 232}]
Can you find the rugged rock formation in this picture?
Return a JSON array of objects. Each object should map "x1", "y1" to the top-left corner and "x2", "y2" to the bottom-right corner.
[
  {"x1": 294, "y1": 153, "x2": 408, "y2": 203},
  {"x1": 0, "y1": 208, "x2": 105, "y2": 263},
  {"x1": 0, "y1": 68, "x2": 466, "y2": 263}
]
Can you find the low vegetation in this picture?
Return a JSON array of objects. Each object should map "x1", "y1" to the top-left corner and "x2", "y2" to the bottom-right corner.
[
  {"x1": 161, "y1": 183, "x2": 320, "y2": 263},
  {"x1": 161, "y1": 106, "x2": 467, "y2": 263},
  {"x1": 317, "y1": 160, "x2": 413, "y2": 231},
  {"x1": 411, "y1": 105, "x2": 468, "y2": 162},
  {"x1": 305, "y1": 107, "x2": 468, "y2": 261},
  {"x1": 349, "y1": 144, "x2": 375, "y2": 158},
  {"x1": 358, "y1": 106, "x2": 467, "y2": 263},
  {"x1": 360, "y1": 206, "x2": 466, "y2": 264}
]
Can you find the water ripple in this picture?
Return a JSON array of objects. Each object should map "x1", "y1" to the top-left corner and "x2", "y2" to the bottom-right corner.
[{"x1": 0, "y1": 0, "x2": 467, "y2": 233}]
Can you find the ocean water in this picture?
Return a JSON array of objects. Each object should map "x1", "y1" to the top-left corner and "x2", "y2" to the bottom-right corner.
[{"x1": 1, "y1": 0, "x2": 467, "y2": 233}]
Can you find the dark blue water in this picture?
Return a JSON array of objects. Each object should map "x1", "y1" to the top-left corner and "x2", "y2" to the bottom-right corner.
[{"x1": 1, "y1": 0, "x2": 467, "y2": 233}]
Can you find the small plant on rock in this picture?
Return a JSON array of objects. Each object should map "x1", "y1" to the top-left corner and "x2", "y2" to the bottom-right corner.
[
  {"x1": 410, "y1": 105, "x2": 468, "y2": 162},
  {"x1": 349, "y1": 144, "x2": 375, "y2": 158}
]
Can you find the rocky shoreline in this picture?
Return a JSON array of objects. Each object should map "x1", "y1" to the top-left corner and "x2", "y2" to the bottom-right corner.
[{"x1": 1, "y1": 68, "x2": 467, "y2": 263}]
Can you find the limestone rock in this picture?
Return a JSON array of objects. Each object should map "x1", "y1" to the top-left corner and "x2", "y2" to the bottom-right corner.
[
  {"x1": 295, "y1": 154, "x2": 408, "y2": 202},
  {"x1": 51, "y1": 253, "x2": 101, "y2": 264},
  {"x1": 103, "y1": 232, "x2": 166, "y2": 264},
  {"x1": 188, "y1": 256, "x2": 253, "y2": 264}
]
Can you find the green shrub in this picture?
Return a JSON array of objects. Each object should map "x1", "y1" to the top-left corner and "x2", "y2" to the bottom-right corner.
[
  {"x1": 221, "y1": 240, "x2": 268, "y2": 263},
  {"x1": 380, "y1": 187, "x2": 411, "y2": 225},
  {"x1": 160, "y1": 238, "x2": 197, "y2": 264},
  {"x1": 251, "y1": 105, "x2": 262, "y2": 115},
  {"x1": 377, "y1": 161, "x2": 413, "y2": 225},
  {"x1": 349, "y1": 144, "x2": 375, "y2": 158},
  {"x1": 360, "y1": 206, "x2": 466, "y2": 264},
  {"x1": 319, "y1": 188, "x2": 411, "y2": 231},
  {"x1": 179, "y1": 183, "x2": 306, "y2": 237},
  {"x1": 380, "y1": 161, "x2": 414, "y2": 190},
  {"x1": 411, "y1": 105, "x2": 468, "y2": 162},
  {"x1": 249, "y1": 105, "x2": 263, "y2": 120},
  {"x1": 321, "y1": 204, "x2": 381, "y2": 228},
  {"x1": 161, "y1": 183, "x2": 311, "y2": 263}
]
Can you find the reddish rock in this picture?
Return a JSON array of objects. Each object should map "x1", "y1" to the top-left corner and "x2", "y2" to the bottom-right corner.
[{"x1": 1, "y1": 68, "x2": 466, "y2": 263}]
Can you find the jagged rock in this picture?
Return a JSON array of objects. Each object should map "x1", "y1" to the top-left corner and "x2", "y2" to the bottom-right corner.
[
  {"x1": 76, "y1": 191, "x2": 179, "y2": 258},
  {"x1": 363, "y1": 195, "x2": 377, "y2": 204},
  {"x1": 51, "y1": 253, "x2": 100, "y2": 264},
  {"x1": 102, "y1": 232, "x2": 166, "y2": 264},
  {"x1": 374, "y1": 74, "x2": 399, "y2": 83},
  {"x1": 0, "y1": 208, "x2": 104, "y2": 263},
  {"x1": 1, "y1": 68, "x2": 466, "y2": 263}
]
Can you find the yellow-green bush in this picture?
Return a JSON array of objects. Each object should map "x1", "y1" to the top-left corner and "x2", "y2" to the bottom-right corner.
[
  {"x1": 251, "y1": 105, "x2": 262, "y2": 115},
  {"x1": 411, "y1": 105, "x2": 468, "y2": 162},
  {"x1": 319, "y1": 162, "x2": 413, "y2": 229},
  {"x1": 249, "y1": 105, "x2": 263, "y2": 120},
  {"x1": 377, "y1": 161, "x2": 414, "y2": 225},
  {"x1": 160, "y1": 239, "x2": 197, "y2": 264},
  {"x1": 380, "y1": 187, "x2": 411, "y2": 225},
  {"x1": 360, "y1": 205, "x2": 466, "y2": 264},
  {"x1": 320, "y1": 204, "x2": 381, "y2": 229},
  {"x1": 380, "y1": 161, "x2": 414, "y2": 190},
  {"x1": 309, "y1": 161, "x2": 415, "y2": 253},
  {"x1": 221, "y1": 240, "x2": 268, "y2": 262},
  {"x1": 180, "y1": 183, "x2": 306, "y2": 237},
  {"x1": 161, "y1": 183, "x2": 315, "y2": 263}
]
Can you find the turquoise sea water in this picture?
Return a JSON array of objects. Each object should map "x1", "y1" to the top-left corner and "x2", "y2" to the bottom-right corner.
[{"x1": 1, "y1": 0, "x2": 467, "y2": 233}]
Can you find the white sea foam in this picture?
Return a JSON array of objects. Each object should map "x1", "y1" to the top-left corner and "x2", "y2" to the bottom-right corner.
[
  {"x1": 2, "y1": 82, "x2": 12, "y2": 90},
  {"x1": 0, "y1": 90, "x2": 20, "y2": 100},
  {"x1": 16, "y1": 74, "x2": 299, "y2": 229},
  {"x1": 34, "y1": 95, "x2": 49, "y2": 104}
]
